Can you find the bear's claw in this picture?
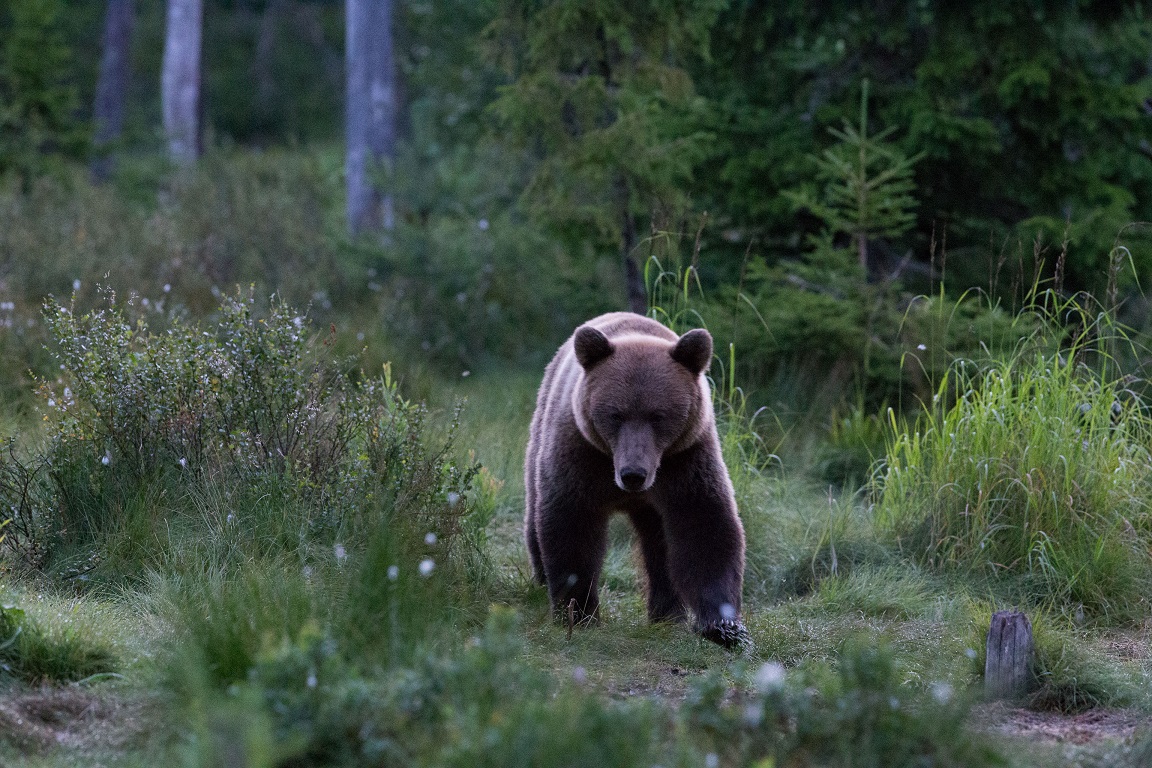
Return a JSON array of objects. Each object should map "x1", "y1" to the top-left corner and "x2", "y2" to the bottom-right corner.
[{"x1": 700, "y1": 619, "x2": 752, "y2": 651}]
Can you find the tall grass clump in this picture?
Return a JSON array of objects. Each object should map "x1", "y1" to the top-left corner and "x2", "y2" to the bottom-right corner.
[
  {"x1": 873, "y1": 309, "x2": 1152, "y2": 621},
  {"x1": 0, "y1": 599, "x2": 117, "y2": 685}
]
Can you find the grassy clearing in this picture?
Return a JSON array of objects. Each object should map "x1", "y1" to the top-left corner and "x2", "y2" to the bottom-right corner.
[{"x1": 0, "y1": 285, "x2": 1150, "y2": 766}]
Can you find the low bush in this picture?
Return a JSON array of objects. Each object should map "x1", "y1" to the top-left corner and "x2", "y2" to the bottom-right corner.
[
  {"x1": 682, "y1": 637, "x2": 1001, "y2": 767},
  {"x1": 1, "y1": 290, "x2": 484, "y2": 590},
  {"x1": 178, "y1": 607, "x2": 683, "y2": 768}
]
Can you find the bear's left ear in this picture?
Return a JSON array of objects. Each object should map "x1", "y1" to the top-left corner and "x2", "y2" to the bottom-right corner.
[
  {"x1": 574, "y1": 326, "x2": 614, "y2": 370},
  {"x1": 671, "y1": 328, "x2": 713, "y2": 376}
]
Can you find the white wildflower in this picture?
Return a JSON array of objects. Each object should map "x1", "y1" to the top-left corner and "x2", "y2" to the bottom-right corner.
[
  {"x1": 424, "y1": 532, "x2": 438, "y2": 546},
  {"x1": 418, "y1": 558, "x2": 435, "y2": 577},
  {"x1": 754, "y1": 661, "x2": 786, "y2": 693}
]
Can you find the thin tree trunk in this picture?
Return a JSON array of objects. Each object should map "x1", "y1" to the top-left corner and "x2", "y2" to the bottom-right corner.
[
  {"x1": 345, "y1": 0, "x2": 398, "y2": 235},
  {"x1": 91, "y1": 0, "x2": 134, "y2": 182},
  {"x1": 623, "y1": 212, "x2": 646, "y2": 315},
  {"x1": 162, "y1": 0, "x2": 203, "y2": 165},
  {"x1": 616, "y1": 176, "x2": 646, "y2": 314}
]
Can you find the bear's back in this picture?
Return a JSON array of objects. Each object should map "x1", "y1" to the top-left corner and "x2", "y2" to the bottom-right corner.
[{"x1": 583, "y1": 312, "x2": 679, "y2": 345}]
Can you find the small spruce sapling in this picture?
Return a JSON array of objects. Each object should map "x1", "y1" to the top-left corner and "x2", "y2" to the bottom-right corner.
[{"x1": 786, "y1": 80, "x2": 924, "y2": 273}]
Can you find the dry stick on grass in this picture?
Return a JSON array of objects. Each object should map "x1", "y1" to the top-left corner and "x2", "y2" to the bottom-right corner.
[{"x1": 567, "y1": 598, "x2": 576, "y2": 641}]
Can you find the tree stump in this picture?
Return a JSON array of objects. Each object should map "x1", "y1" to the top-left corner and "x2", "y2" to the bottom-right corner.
[{"x1": 984, "y1": 610, "x2": 1034, "y2": 700}]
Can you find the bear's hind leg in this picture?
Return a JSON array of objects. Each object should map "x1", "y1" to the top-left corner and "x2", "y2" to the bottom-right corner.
[
  {"x1": 524, "y1": 506, "x2": 546, "y2": 585},
  {"x1": 628, "y1": 506, "x2": 686, "y2": 623}
]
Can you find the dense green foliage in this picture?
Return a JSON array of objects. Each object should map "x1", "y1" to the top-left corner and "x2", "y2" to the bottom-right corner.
[
  {"x1": 693, "y1": 2, "x2": 1152, "y2": 291},
  {"x1": 0, "y1": 0, "x2": 87, "y2": 180}
]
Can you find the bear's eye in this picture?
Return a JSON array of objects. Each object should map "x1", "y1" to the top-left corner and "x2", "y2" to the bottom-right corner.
[
  {"x1": 604, "y1": 410, "x2": 626, "y2": 425},
  {"x1": 646, "y1": 411, "x2": 666, "y2": 424}
]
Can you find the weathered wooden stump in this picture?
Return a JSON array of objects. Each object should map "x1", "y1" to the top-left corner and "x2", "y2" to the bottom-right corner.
[{"x1": 984, "y1": 610, "x2": 1034, "y2": 700}]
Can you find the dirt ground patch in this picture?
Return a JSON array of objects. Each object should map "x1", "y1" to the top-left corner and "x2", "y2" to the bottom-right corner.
[
  {"x1": 973, "y1": 701, "x2": 1152, "y2": 744},
  {"x1": 0, "y1": 686, "x2": 155, "y2": 756}
]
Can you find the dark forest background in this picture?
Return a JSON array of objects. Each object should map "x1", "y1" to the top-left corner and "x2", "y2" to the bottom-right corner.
[{"x1": 2, "y1": 0, "x2": 1152, "y2": 414}]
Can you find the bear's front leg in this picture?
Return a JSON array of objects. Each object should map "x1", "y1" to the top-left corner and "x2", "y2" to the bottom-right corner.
[
  {"x1": 628, "y1": 506, "x2": 686, "y2": 623},
  {"x1": 658, "y1": 448, "x2": 750, "y2": 650},
  {"x1": 535, "y1": 494, "x2": 610, "y2": 625}
]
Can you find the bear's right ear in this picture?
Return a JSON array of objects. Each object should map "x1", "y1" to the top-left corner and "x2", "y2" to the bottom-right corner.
[{"x1": 574, "y1": 327, "x2": 614, "y2": 370}]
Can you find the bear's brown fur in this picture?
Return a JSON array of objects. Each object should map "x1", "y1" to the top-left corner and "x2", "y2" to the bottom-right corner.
[{"x1": 524, "y1": 312, "x2": 748, "y2": 648}]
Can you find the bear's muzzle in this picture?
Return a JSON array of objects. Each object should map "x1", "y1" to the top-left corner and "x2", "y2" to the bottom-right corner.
[{"x1": 613, "y1": 422, "x2": 658, "y2": 492}]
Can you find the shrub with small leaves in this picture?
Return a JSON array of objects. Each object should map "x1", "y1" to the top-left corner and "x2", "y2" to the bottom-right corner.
[{"x1": 4, "y1": 289, "x2": 481, "y2": 582}]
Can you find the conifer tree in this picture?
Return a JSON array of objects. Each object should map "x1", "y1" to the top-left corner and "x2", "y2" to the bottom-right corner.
[
  {"x1": 0, "y1": 0, "x2": 86, "y2": 181},
  {"x1": 787, "y1": 82, "x2": 923, "y2": 274}
]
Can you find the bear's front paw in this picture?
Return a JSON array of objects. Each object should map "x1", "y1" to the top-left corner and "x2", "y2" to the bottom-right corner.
[{"x1": 700, "y1": 619, "x2": 752, "y2": 651}]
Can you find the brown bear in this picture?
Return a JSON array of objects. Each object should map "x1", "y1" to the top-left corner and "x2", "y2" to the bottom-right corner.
[{"x1": 524, "y1": 312, "x2": 749, "y2": 648}]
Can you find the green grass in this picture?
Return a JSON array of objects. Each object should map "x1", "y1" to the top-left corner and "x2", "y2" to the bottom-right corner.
[
  {"x1": 0, "y1": 586, "x2": 121, "y2": 686},
  {"x1": 873, "y1": 324, "x2": 1152, "y2": 623}
]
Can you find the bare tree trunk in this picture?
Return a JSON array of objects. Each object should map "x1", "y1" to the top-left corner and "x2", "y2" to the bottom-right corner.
[
  {"x1": 622, "y1": 210, "x2": 647, "y2": 315},
  {"x1": 345, "y1": 0, "x2": 399, "y2": 235},
  {"x1": 91, "y1": 0, "x2": 134, "y2": 182},
  {"x1": 162, "y1": 0, "x2": 203, "y2": 165},
  {"x1": 615, "y1": 176, "x2": 646, "y2": 314}
]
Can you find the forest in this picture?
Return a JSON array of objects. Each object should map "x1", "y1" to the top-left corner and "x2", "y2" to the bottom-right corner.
[{"x1": 1, "y1": 0, "x2": 1152, "y2": 765}]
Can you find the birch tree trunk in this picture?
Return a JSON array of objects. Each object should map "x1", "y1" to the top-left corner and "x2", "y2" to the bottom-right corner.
[
  {"x1": 91, "y1": 0, "x2": 134, "y2": 182},
  {"x1": 345, "y1": 0, "x2": 398, "y2": 235},
  {"x1": 161, "y1": 0, "x2": 203, "y2": 165}
]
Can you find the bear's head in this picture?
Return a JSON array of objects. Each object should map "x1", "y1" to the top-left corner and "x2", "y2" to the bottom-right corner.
[{"x1": 572, "y1": 325, "x2": 713, "y2": 492}]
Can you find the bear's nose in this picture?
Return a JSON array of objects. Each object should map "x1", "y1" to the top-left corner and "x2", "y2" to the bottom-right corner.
[{"x1": 618, "y1": 466, "x2": 648, "y2": 491}]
